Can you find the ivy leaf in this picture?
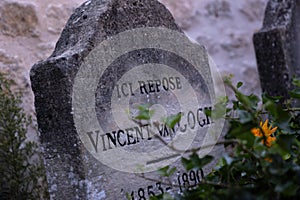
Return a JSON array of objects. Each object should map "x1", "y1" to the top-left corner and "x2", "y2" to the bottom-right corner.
[
  {"x1": 227, "y1": 122, "x2": 255, "y2": 147},
  {"x1": 157, "y1": 166, "x2": 176, "y2": 177},
  {"x1": 211, "y1": 97, "x2": 227, "y2": 119},
  {"x1": 289, "y1": 90, "x2": 300, "y2": 99},
  {"x1": 134, "y1": 104, "x2": 154, "y2": 120},
  {"x1": 192, "y1": 154, "x2": 214, "y2": 169},
  {"x1": 165, "y1": 112, "x2": 183, "y2": 129},
  {"x1": 157, "y1": 166, "x2": 169, "y2": 177},
  {"x1": 292, "y1": 78, "x2": 300, "y2": 87},
  {"x1": 264, "y1": 99, "x2": 291, "y2": 130},
  {"x1": 235, "y1": 92, "x2": 259, "y2": 110},
  {"x1": 237, "y1": 110, "x2": 253, "y2": 124},
  {"x1": 182, "y1": 153, "x2": 213, "y2": 171},
  {"x1": 168, "y1": 167, "x2": 177, "y2": 177},
  {"x1": 182, "y1": 157, "x2": 194, "y2": 171}
]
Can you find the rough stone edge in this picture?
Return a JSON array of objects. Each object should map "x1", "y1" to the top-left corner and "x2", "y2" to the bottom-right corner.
[{"x1": 253, "y1": 0, "x2": 298, "y2": 99}]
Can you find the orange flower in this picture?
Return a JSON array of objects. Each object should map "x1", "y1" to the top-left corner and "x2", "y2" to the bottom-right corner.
[
  {"x1": 251, "y1": 119, "x2": 277, "y2": 147},
  {"x1": 265, "y1": 157, "x2": 273, "y2": 163}
]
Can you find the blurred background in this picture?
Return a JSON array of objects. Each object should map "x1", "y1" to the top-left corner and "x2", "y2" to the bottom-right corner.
[{"x1": 0, "y1": 0, "x2": 268, "y2": 141}]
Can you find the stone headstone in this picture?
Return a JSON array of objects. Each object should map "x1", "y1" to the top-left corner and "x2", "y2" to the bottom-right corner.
[
  {"x1": 253, "y1": 0, "x2": 300, "y2": 99},
  {"x1": 30, "y1": 0, "x2": 225, "y2": 199}
]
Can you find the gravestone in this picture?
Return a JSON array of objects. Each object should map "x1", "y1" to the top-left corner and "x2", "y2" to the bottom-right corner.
[
  {"x1": 30, "y1": 0, "x2": 225, "y2": 199},
  {"x1": 253, "y1": 0, "x2": 300, "y2": 99}
]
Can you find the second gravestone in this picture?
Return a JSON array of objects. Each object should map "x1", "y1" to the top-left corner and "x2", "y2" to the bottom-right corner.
[
  {"x1": 254, "y1": 0, "x2": 300, "y2": 99},
  {"x1": 31, "y1": 0, "x2": 225, "y2": 199}
]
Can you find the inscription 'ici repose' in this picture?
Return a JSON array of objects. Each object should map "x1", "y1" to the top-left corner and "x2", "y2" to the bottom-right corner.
[
  {"x1": 115, "y1": 76, "x2": 182, "y2": 98},
  {"x1": 87, "y1": 74, "x2": 212, "y2": 153}
]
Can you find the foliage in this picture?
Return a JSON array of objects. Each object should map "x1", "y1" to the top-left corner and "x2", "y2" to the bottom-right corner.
[
  {"x1": 0, "y1": 73, "x2": 48, "y2": 199},
  {"x1": 148, "y1": 76, "x2": 300, "y2": 200}
]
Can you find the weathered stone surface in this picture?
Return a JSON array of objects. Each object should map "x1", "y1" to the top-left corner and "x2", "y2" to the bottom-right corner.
[
  {"x1": 253, "y1": 0, "x2": 300, "y2": 98},
  {"x1": 0, "y1": 1, "x2": 38, "y2": 37},
  {"x1": 296, "y1": 0, "x2": 300, "y2": 80},
  {"x1": 30, "y1": 0, "x2": 185, "y2": 199}
]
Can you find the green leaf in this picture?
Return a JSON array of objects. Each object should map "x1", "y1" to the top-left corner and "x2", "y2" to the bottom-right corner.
[
  {"x1": 263, "y1": 93, "x2": 282, "y2": 102},
  {"x1": 215, "y1": 157, "x2": 227, "y2": 170},
  {"x1": 157, "y1": 166, "x2": 176, "y2": 177},
  {"x1": 234, "y1": 91, "x2": 260, "y2": 111},
  {"x1": 135, "y1": 111, "x2": 151, "y2": 120},
  {"x1": 264, "y1": 99, "x2": 291, "y2": 130},
  {"x1": 237, "y1": 110, "x2": 253, "y2": 124},
  {"x1": 237, "y1": 82, "x2": 243, "y2": 89},
  {"x1": 211, "y1": 98, "x2": 227, "y2": 119},
  {"x1": 235, "y1": 92, "x2": 252, "y2": 108},
  {"x1": 182, "y1": 153, "x2": 214, "y2": 171},
  {"x1": 134, "y1": 104, "x2": 154, "y2": 120},
  {"x1": 157, "y1": 166, "x2": 169, "y2": 176},
  {"x1": 292, "y1": 78, "x2": 300, "y2": 87},
  {"x1": 162, "y1": 193, "x2": 173, "y2": 200},
  {"x1": 191, "y1": 154, "x2": 214, "y2": 170},
  {"x1": 182, "y1": 157, "x2": 194, "y2": 171},
  {"x1": 125, "y1": 192, "x2": 131, "y2": 200},
  {"x1": 233, "y1": 100, "x2": 240, "y2": 110},
  {"x1": 289, "y1": 90, "x2": 300, "y2": 99},
  {"x1": 227, "y1": 122, "x2": 255, "y2": 147},
  {"x1": 165, "y1": 112, "x2": 183, "y2": 129},
  {"x1": 168, "y1": 167, "x2": 177, "y2": 177}
]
